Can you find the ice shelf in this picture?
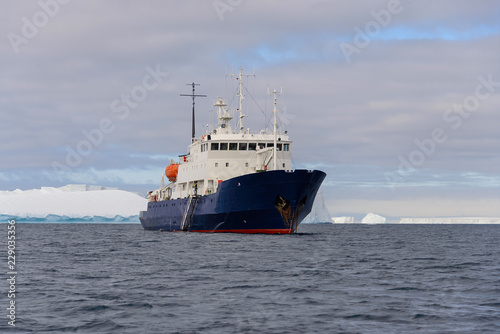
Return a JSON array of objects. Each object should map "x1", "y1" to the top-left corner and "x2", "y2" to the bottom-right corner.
[{"x1": 0, "y1": 185, "x2": 147, "y2": 219}]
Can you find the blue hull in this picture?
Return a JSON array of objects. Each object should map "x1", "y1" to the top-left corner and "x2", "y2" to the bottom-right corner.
[{"x1": 139, "y1": 170, "x2": 326, "y2": 234}]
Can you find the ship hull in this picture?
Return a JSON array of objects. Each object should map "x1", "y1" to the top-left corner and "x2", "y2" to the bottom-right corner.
[{"x1": 139, "y1": 170, "x2": 326, "y2": 234}]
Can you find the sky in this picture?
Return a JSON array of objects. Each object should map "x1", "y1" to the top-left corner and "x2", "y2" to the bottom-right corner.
[{"x1": 2, "y1": 0, "x2": 500, "y2": 218}]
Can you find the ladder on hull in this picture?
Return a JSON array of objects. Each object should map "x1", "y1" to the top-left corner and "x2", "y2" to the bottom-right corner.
[{"x1": 181, "y1": 196, "x2": 198, "y2": 231}]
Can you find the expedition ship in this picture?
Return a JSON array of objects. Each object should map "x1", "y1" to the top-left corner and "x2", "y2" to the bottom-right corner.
[{"x1": 139, "y1": 68, "x2": 326, "y2": 234}]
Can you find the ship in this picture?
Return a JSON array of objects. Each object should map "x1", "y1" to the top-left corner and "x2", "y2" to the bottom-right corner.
[{"x1": 139, "y1": 68, "x2": 326, "y2": 234}]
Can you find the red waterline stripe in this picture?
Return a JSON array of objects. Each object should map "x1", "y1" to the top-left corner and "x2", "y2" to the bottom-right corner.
[{"x1": 190, "y1": 229, "x2": 292, "y2": 234}]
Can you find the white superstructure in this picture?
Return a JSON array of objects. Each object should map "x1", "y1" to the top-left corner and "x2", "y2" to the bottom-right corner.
[{"x1": 150, "y1": 68, "x2": 293, "y2": 202}]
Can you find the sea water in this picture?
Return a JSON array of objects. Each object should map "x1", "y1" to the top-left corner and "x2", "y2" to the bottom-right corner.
[{"x1": 2, "y1": 223, "x2": 499, "y2": 333}]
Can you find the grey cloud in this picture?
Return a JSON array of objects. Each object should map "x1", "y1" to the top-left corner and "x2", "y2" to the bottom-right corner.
[{"x1": 1, "y1": 1, "x2": 500, "y2": 216}]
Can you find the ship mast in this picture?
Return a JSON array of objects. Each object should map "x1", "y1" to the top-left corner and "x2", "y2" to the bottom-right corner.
[
  {"x1": 180, "y1": 83, "x2": 206, "y2": 141},
  {"x1": 228, "y1": 67, "x2": 255, "y2": 133},
  {"x1": 268, "y1": 87, "x2": 282, "y2": 171}
]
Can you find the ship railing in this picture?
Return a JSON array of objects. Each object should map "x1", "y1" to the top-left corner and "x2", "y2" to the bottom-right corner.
[{"x1": 181, "y1": 195, "x2": 198, "y2": 231}]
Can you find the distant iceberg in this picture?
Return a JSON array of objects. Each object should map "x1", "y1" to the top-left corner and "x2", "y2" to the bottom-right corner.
[
  {"x1": 332, "y1": 216, "x2": 356, "y2": 224},
  {"x1": 361, "y1": 213, "x2": 387, "y2": 224},
  {"x1": 398, "y1": 217, "x2": 500, "y2": 224},
  {"x1": 301, "y1": 190, "x2": 332, "y2": 224},
  {"x1": 0, "y1": 185, "x2": 147, "y2": 222}
]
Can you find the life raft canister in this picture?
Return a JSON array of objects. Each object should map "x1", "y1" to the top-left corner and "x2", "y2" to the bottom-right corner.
[{"x1": 165, "y1": 163, "x2": 179, "y2": 182}]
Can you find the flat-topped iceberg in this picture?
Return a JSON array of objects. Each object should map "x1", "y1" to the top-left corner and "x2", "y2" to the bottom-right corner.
[
  {"x1": 332, "y1": 216, "x2": 356, "y2": 224},
  {"x1": 399, "y1": 217, "x2": 500, "y2": 224},
  {"x1": 0, "y1": 185, "x2": 147, "y2": 222}
]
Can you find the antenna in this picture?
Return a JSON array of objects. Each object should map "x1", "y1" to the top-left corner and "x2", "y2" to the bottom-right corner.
[
  {"x1": 268, "y1": 86, "x2": 282, "y2": 171},
  {"x1": 227, "y1": 67, "x2": 255, "y2": 133},
  {"x1": 180, "y1": 83, "x2": 207, "y2": 140}
]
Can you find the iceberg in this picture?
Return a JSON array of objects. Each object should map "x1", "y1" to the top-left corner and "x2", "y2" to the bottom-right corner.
[
  {"x1": 301, "y1": 190, "x2": 332, "y2": 224},
  {"x1": 398, "y1": 217, "x2": 500, "y2": 224},
  {"x1": 332, "y1": 216, "x2": 356, "y2": 224},
  {"x1": 0, "y1": 185, "x2": 147, "y2": 222},
  {"x1": 361, "y1": 213, "x2": 387, "y2": 224}
]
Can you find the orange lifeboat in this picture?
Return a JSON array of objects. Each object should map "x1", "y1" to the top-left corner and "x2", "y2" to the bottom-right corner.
[{"x1": 165, "y1": 162, "x2": 179, "y2": 182}]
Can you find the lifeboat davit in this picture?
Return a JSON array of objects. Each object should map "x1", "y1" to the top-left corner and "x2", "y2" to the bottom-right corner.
[{"x1": 165, "y1": 163, "x2": 179, "y2": 182}]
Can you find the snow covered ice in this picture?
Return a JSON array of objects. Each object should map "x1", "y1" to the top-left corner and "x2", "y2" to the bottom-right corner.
[
  {"x1": 3, "y1": 185, "x2": 499, "y2": 224},
  {"x1": 332, "y1": 216, "x2": 356, "y2": 224},
  {"x1": 361, "y1": 213, "x2": 387, "y2": 224},
  {"x1": 0, "y1": 184, "x2": 147, "y2": 221},
  {"x1": 398, "y1": 217, "x2": 500, "y2": 224}
]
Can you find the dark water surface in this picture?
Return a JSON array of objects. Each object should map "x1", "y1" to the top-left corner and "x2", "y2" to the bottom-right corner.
[{"x1": 3, "y1": 223, "x2": 500, "y2": 333}]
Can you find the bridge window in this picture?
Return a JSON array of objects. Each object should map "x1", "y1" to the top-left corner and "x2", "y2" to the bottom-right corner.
[
  {"x1": 267, "y1": 143, "x2": 274, "y2": 147},
  {"x1": 239, "y1": 143, "x2": 247, "y2": 150},
  {"x1": 248, "y1": 143, "x2": 256, "y2": 150},
  {"x1": 283, "y1": 144, "x2": 290, "y2": 151},
  {"x1": 229, "y1": 143, "x2": 238, "y2": 150},
  {"x1": 277, "y1": 143, "x2": 282, "y2": 151},
  {"x1": 211, "y1": 143, "x2": 219, "y2": 150},
  {"x1": 220, "y1": 143, "x2": 228, "y2": 150},
  {"x1": 258, "y1": 143, "x2": 266, "y2": 149}
]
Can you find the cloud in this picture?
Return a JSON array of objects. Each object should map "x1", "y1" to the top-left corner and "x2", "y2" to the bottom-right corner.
[{"x1": 2, "y1": 1, "x2": 500, "y2": 216}]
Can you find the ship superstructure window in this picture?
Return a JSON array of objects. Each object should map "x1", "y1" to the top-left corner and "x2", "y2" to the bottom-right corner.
[
  {"x1": 239, "y1": 143, "x2": 247, "y2": 150},
  {"x1": 277, "y1": 143, "x2": 282, "y2": 151},
  {"x1": 220, "y1": 143, "x2": 228, "y2": 150},
  {"x1": 226, "y1": 163, "x2": 229, "y2": 167},
  {"x1": 267, "y1": 143, "x2": 274, "y2": 147},
  {"x1": 211, "y1": 143, "x2": 219, "y2": 150},
  {"x1": 229, "y1": 143, "x2": 237, "y2": 150},
  {"x1": 248, "y1": 143, "x2": 257, "y2": 150},
  {"x1": 258, "y1": 143, "x2": 265, "y2": 149},
  {"x1": 283, "y1": 143, "x2": 290, "y2": 151},
  {"x1": 215, "y1": 163, "x2": 218, "y2": 167}
]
